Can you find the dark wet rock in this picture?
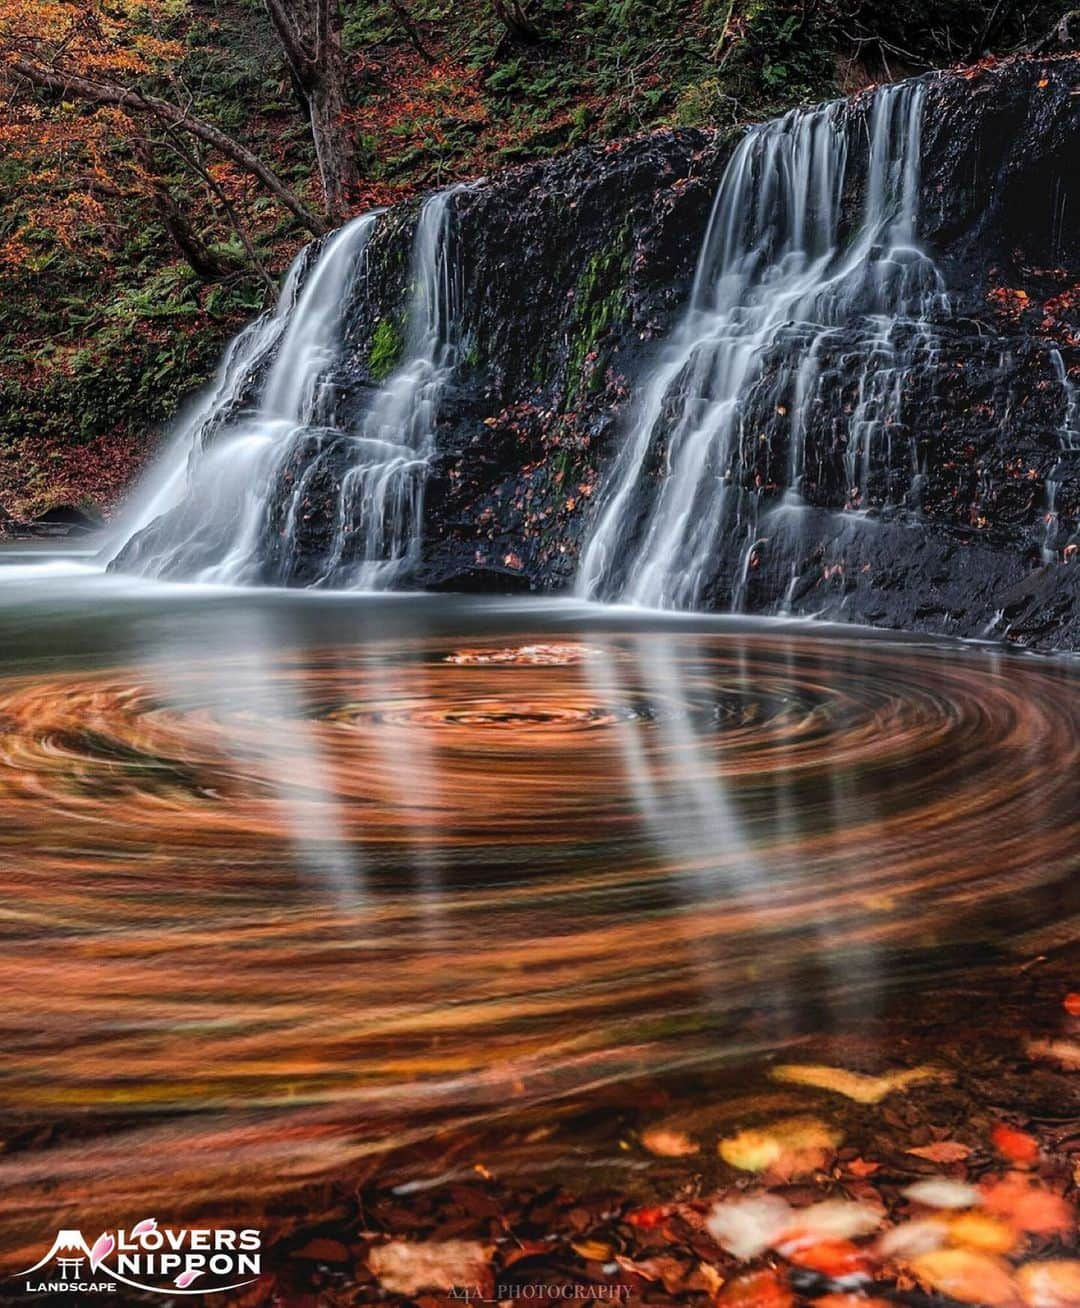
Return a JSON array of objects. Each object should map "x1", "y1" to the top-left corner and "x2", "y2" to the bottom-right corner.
[
  {"x1": 119, "y1": 54, "x2": 1080, "y2": 651},
  {"x1": 406, "y1": 54, "x2": 1080, "y2": 650},
  {"x1": 9, "y1": 503, "x2": 103, "y2": 538}
]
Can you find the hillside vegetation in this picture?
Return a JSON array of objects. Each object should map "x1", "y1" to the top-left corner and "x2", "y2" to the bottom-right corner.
[{"x1": 0, "y1": 0, "x2": 1070, "y2": 521}]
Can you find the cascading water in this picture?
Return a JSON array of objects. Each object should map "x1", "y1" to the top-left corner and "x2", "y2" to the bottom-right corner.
[
  {"x1": 110, "y1": 186, "x2": 464, "y2": 587},
  {"x1": 576, "y1": 79, "x2": 947, "y2": 609},
  {"x1": 319, "y1": 185, "x2": 464, "y2": 589}
]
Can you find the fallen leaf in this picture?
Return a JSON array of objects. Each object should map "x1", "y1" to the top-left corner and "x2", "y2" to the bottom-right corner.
[
  {"x1": 1064, "y1": 993, "x2": 1080, "y2": 1017},
  {"x1": 845, "y1": 1157, "x2": 881, "y2": 1178},
  {"x1": 991, "y1": 1123, "x2": 1039, "y2": 1166},
  {"x1": 641, "y1": 1125, "x2": 700, "y2": 1157},
  {"x1": 1016, "y1": 1259, "x2": 1080, "y2": 1308},
  {"x1": 911, "y1": 1249, "x2": 1017, "y2": 1306},
  {"x1": 877, "y1": 1219, "x2": 948, "y2": 1260},
  {"x1": 770, "y1": 1063, "x2": 944, "y2": 1104},
  {"x1": 785, "y1": 1240, "x2": 871, "y2": 1279},
  {"x1": 907, "y1": 1141, "x2": 971, "y2": 1164},
  {"x1": 716, "y1": 1268, "x2": 794, "y2": 1308},
  {"x1": 813, "y1": 1297, "x2": 893, "y2": 1308},
  {"x1": 692, "y1": 1262, "x2": 725, "y2": 1296},
  {"x1": 707, "y1": 1194, "x2": 793, "y2": 1260},
  {"x1": 368, "y1": 1240, "x2": 490, "y2": 1296},
  {"x1": 718, "y1": 1116, "x2": 841, "y2": 1180},
  {"x1": 981, "y1": 1176, "x2": 1074, "y2": 1235},
  {"x1": 1026, "y1": 1038, "x2": 1080, "y2": 1070},
  {"x1": 903, "y1": 1178, "x2": 981, "y2": 1209},
  {"x1": 571, "y1": 1239, "x2": 612, "y2": 1262},
  {"x1": 947, "y1": 1213, "x2": 1017, "y2": 1256},
  {"x1": 776, "y1": 1199, "x2": 884, "y2": 1251}
]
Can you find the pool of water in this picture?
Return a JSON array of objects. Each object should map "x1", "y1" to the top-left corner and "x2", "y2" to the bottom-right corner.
[{"x1": 0, "y1": 550, "x2": 1076, "y2": 1273}]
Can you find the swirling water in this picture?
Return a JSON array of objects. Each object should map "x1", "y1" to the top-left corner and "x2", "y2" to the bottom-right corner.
[{"x1": 0, "y1": 558, "x2": 1076, "y2": 1261}]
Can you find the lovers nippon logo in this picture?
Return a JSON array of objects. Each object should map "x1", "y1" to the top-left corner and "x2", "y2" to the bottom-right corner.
[{"x1": 16, "y1": 1217, "x2": 262, "y2": 1296}]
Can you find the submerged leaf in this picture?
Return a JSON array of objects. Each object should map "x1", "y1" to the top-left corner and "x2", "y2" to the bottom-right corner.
[
  {"x1": 903, "y1": 1178, "x2": 981, "y2": 1209},
  {"x1": 907, "y1": 1141, "x2": 971, "y2": 1163},
  {"x1": 718, "y1": 1116, "x2": 841, "y2": 1179},
  {"x1": 641, "y1": 1125, "x2": 700, "y2": 1157},
  {"x1": 991, "y1": 1122, "x2": 1039, "y2": 1165},
  {"x1": 368, "y1": 1240, "x2": 490, "y2": 1295},
  {"x1": 911, "y1": 1249, "x2": 1017, "y2": 1306},
  {"x1": 770, "y1": 1063, "x2": 944, "y2": 1103},
  {"x1": 707, "y1": 1194, "x2": 793, "y2": 1260},
  {"x1": 1016, "y1": 1259, "x2": 1080, "y2": 1308},
  {"x1": 947, "y1": 1212, "x2": 1017, "y2": 1255}
]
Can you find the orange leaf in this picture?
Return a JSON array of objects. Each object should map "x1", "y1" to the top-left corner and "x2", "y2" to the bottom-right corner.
[
  {"x1": 786, "y1": 1240, "x2": 871, "y2": 1278},
  {"x1": 717, "y1": 1269, "x2": 794, "y2": 1308},
  {"x1": 981, "y1": 1176, "x2": 1074, "y2": 1235},
  {"x1": 641, "y1": 1125, "x2": 700, "y2": 1157},
  {"x1": 991, "y1": 1123, "x2": 1039, "y2": 1165},
  {"x1": 1064, "y1": 992, "x2": 1080, "y2": 1017},
  {"x1": 1016, "y1": 1259, "x2": 1080, "y2": 1308},
  {"x1": 911, "y1": 1249, "x2": 1017, "y2": 1306},
  {"x1": 813, "y1": 1298, "x2": 893, "y2": 1308},
  {"x1": 907, "y1": 1141, "x2": 971, "y2": 1164}
]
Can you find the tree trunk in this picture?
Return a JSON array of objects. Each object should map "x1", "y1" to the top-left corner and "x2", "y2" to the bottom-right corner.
[
  {"x1": 262, "y1": 0, "x2": 359, "y2": 224},
  {"x1": 10, "y1": 59, "x2": 328, "y2": 236},
  {"x1": 133, "y1": 138, "x2": 233, "y2": 280},
  {"x1": 492, "y1": 0, "x2": 543, "y2": 42}
]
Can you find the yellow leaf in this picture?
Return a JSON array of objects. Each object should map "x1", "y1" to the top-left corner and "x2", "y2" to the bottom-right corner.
[
  {"x1": 911, "y1": 1249, "x2": 1017, "y2": 1306},
  {"x1": 718, "y1": 1116, "x2": 841, "y2": 1179},
  {"x1": 641, "y1": 1125, "x2": 700, "y2": 1158},
  {"x1": 770, "y1": 1063, "x2": 945, "y2": 1104},
  {"x1": 572, "y1": 1239, "x2": 612, "y2": 1262},
  {"x1": 947, "y1": 1213, "x2": 1017, "y2": 1256}
]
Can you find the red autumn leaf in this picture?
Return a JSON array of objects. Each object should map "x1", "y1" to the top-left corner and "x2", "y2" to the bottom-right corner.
[
  {"x1": 786, "y1": 1240, "x2": 871, "y2": 1278},
  {"x1": 1064, "y1": 993, "x2": 1080, "y2": 1016},
  {"x1": 990, "y1": 1123, "x2": 1039, "y2": 1165},
  {"x1": 625, "y1": 1206, "x2": 670, "y2": 1229}
]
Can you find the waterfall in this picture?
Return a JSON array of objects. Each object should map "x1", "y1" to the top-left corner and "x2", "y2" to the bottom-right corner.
[
  {"x1": 110, "y1": 186, "x2": 464, "y2": 587},
  {"x1": 576, "y1": 79, "x2": 945, "y2": 609},
  {"x1": 319, "y1": 184, "x2": 464, "y2": 589}
]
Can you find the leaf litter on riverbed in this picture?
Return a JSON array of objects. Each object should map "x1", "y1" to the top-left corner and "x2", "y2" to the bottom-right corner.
[{"x1": 209, "y1": 958, "x2": 1079, "y2": 1307}]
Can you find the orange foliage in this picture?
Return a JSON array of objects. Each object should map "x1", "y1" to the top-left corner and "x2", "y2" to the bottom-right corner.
[{"x1": 0, "y1": 2, "x2": 183, "y2": 259}]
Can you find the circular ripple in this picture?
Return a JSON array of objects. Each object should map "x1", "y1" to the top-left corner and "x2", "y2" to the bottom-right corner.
[{"x1": 0, "y1": 627, "x2": 1075, "y2": 1232}]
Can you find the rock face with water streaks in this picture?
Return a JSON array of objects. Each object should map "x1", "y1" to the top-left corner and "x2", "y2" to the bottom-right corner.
[{"x1": 113, "y1": 53, "x2": 1080, "y2": 649}]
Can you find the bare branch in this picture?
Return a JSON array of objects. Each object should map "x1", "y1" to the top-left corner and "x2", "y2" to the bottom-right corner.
[{"x1": 10, "y1": 58, "x2": 328, "y2": 235}]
